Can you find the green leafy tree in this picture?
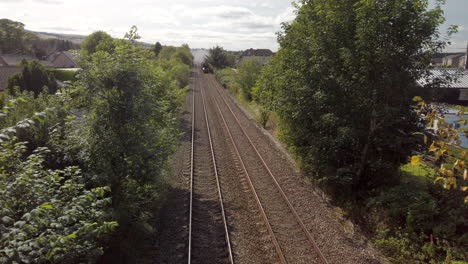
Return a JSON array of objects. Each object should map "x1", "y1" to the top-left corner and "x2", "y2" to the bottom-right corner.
[
  {"x1": 153, "y1": 41, "x2": 162, "y2": 56},
  {"x1": 236, "y1": 57, "x2": 262, "y2": 100},
  {"x1": 0, "y1": 19, "x2": 37, "y2": 54},
  {"x1": 204, "y1": 45, "x2": 229, "y2": 69},
  {"x1": 80, "y1": 28, "x2": 180, "y2": 261},
  {"x1": 171, "y1": 44, "x2": 194, "y2": 66},
  {"x1": 254, "y1": 0, "x2": 447, "y2": 197},
  {"x1": 158, "y1": 46, "x2": 177, "y2": 61},
  {"x1": 7, "y1": 60, "x2": 58, "y2": 97},
  {"x1": 81, "y1": 31, "x2": 115, "y2": 55}
]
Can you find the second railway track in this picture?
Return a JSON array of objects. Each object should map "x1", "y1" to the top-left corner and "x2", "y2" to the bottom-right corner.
[{"x1": 201, "y1": 72, "x2": 329, "y2": 264}]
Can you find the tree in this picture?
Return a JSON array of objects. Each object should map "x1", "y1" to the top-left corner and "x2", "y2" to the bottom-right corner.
[
  {"x1": 171, "y1": 44, "x2": 194, "y2": 66},
  {"x1": 254, "y1": 0, "x2": 447, "y2": 197},
  {"x1": 158, "y1": 46, "x2": 177, "y2": 61},
  {"x1": 153, "y1": 41, "x2": 162, "y2": 56},
  {"x1": 236, "y1": 57, "x2": 262, "y2": 100},
  {"x1": 81, "y1": 31, "x2": 115, "y2": 55},
  {"x1": 204, "y1": 45, "x2": 229, "y2": 69},
  {"x1": 80, "y1": 27, "x2": 180, "y2": 261},
  {"x1": 7, "y1": 60, "x2": 58, "y2": 97},
  {"x1": 0, "y1": 19, "x2": 37, "y2": 54}
]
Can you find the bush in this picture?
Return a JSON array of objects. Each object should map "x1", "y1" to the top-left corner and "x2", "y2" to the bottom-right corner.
[
  {"x1": 0, "y1": 98, "x2": 116, "y2": 263},
  {"x1": 368, "y1": 164, "x2": 467, "y2": 263},
  {"x1": 0, "y1": 141, "x2": 116, "y2": 263},
  {"x1": 80, "y1": 32, "x2": 181, "y2": 261},
  {"x1": 7, "y1": 60, "x2": 58, "y2": 97},
  {"x1": 237, "y1": 58, "x2": 262, "y2": 101},
  {"x1": 215, "y1": 68, "x2": 237, "y2": 90}
]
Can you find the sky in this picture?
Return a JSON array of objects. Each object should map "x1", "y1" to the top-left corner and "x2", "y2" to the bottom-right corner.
[{"x1": 0, "y1": 0, "x2": 466, "y2": 52}]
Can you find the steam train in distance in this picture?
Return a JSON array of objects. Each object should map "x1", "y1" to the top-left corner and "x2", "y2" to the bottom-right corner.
[{"x1": 201, "y1": 62, "x2": 212, "y2": 74}]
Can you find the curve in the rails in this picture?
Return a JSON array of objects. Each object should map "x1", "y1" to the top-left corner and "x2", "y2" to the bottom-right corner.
[
  {"x1": 188, "y1": 71, "x2": 233, "y2": 264},
  {"x1": 203, "y1": 73, "x2": 329, "y2": 264}
]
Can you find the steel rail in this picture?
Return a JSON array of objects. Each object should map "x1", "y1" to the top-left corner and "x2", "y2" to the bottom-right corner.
[
  {"x1": 200, "y1": 81, "x2": 235, "y2": 264},
  {"x1": 212, "y1": 96, "x2": 287, "y2": 264},
  {"x1": 187, "y1": 75, "x2": 195, "y2": 264},
  {"x1": 188, "y1": 73, "x2": 234, "y2": 264},
  {"x1": 211, "y1": 78, "x2": 330, "y2": 264}
]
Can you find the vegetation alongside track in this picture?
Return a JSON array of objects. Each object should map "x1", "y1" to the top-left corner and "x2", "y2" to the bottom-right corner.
[
  {"x1": 207, "y1": 0, "x2": 467, "y2": 262},
  {"x1": 0, "y1": 26, "x2": 192, "y2": 263}
]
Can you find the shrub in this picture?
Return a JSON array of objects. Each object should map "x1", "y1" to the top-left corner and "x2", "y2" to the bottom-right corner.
[{"x1": 237, "y1": 58, "x2": 262, "y2": 101}]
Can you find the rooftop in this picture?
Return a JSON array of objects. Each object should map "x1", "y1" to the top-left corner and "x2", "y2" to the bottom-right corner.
[{"x1": 417, "y1": 68, "x2": 468, "y2": 89}]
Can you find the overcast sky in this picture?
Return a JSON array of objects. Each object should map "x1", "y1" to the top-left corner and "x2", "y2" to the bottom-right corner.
[{"x1": 1, "y1": 0, "x2": 466, "y2": 51}]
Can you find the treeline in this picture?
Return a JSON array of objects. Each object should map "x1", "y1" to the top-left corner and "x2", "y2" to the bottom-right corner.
[
  {"x1": 207, "y1": 0, "x2": 466, "y2": 262},
  {"x1": 0, "y1": 26, "x2": 192, "y2": 263},
  {"x1": 0, "y1": 19, "x2": 79, "y2": 55}
]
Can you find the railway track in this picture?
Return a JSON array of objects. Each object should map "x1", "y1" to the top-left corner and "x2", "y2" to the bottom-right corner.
[
  {"x1": 187, "y1": 71, "x2": 233, "y2": 264},
  {"x1": 202, "y1": 72, "x2": 329, "y2": 264}
]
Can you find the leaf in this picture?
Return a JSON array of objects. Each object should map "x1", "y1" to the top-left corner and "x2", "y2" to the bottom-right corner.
[
  {"x1": 460, "y1": 120, "x2": 467, "y2": 125},
  {"x1": 39, "y1": 203, "x2": 54, "y2": 210},
  {"x1": 412, "y1": 96, "x2": 423, "y2": 102},
  {"x1": 429, "y1": 141, "x2": 438, "y2": 152},
  {"x1": 410, "y1": 155, "x2": 422, "y2": 166},
  {"x1": 434, "y1": 177, "x2": 445, "y2": 184},
  {"x1": 67, "y1": 233, "x2": 76, "y2": 239}
]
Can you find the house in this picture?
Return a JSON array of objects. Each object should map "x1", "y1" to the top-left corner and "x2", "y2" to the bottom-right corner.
[
  {"x1": 431, "y1": 57, "x2": 443, "y2": 67},
  {"x1": 0, "y1": 56, "x2": 8, "y2": 67},
  {"x1": 46, "y1": 51, "x2": 77, "y2": 68},
  {"x1": 239, "y1": 48, "x2": 275, "y2": 65},
  {"x1": 0, "y1": 66, "x2": 22, "y2": 92},
  {"x1": 417, "y1": 68, "x2": 468, "y2": 103},
  {"x1": 442, "y1": 54, "x2": 465, "y2": 67}
]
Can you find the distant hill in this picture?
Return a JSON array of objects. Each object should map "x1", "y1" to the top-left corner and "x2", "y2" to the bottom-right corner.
[
  {"x1": 27, "y1": 30, "x2": 155, "y2": 49},
  {"x1": 26, "y1": 30, "x2": 87, "y2": 44}
]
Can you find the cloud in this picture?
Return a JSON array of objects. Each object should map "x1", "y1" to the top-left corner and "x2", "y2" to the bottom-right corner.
[
  {"x1": 44, "y1": 26, "x2": 78, "y2": 32},
  {"x1": 34, "y1": 0, "x2": 62, "y2": 4},
  {"x1": 188, "y1": 6, "x2": 253, "y2": 19}
]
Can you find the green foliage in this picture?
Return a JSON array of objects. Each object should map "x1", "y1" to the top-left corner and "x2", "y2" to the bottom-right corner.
[
  {"x1": 215, "y1": 68, "x2": 237, "y2": 90},
  {"x1": 153, "y1": 41, "x2": 162, "y2": 56},
  {"x1": 205, "y1": 45, "x2": 230, "y2": 69},
  {"x1": 0, "y1": 142, "x2": 116, "y2": 263},
  {"x1": 47, "y1": 69, "x2": 78, "y2": 82},
  {"x1": 0, "y1": 19, "x2": 37, "y2": 54},
  {"x1": 79, "y1": 28, "x2": 181, "y2": 261},
  {"x1": 156, "y1": 44, "x2": 193, "y2": 89},
  {"x1": 0, "y1": 96, "x2": 116, "y2": 263},
  {"x1": 81, "y1": 31, "x2": 115, "y2": 55},
  {"x1": 169, "y1": 62, "x2": 191, "y2": 88},
  {"x1": 369, "y1": 163, "x2": 467, "y2": 263},
  {"x1": 7, "y1": 60, "x2": 58, "y2": 97},
  {"x1": 255, "y1": 0, "x2": 447, "y2": 198},
  {"x1": 158, "y1": 46, "x2": 177, "y2": 61},
  {"x1": 171, "y1": 44, "x2": 193, "y2": 66},
  {"x1": 237, "y1": 58, "x2": 262, "y2": 101}
]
